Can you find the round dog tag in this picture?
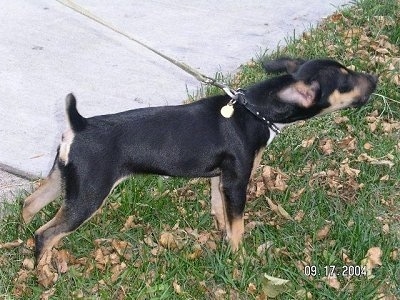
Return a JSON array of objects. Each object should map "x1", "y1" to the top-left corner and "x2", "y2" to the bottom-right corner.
[{"x1": 220, "y1": 104, "x2": 234, "y2": 118}]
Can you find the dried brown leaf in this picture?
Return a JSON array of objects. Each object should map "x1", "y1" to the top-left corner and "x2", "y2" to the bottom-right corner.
[
  {"x1": 159, "y1": 231, "x2": 184, "y2": 250},
  {"x1": 110, "y1": 262, "x2": 127, "y2": 283},
  {"x1": 382, "y1": 224, "x2": 390, "y2": 234},
  {"x1": 361, "y1": 246, "x2": 383, "y2": 278},
  {"x1": 339, "y1": 163, "x2": 361, "y2": 177},
  {"x1": 266, "y1": 197, "x2": 293, "y2": 220},
  {"x1": 0, "y1": 239, "x2": 23, "y2": 249},
  {"x1": 301, "y1": 137, "x2": 315, "y2": 148},
  {"x1": 290, "y1": 188, "x2": 305, "y2": 202},
  {"x1": 357, "y1": 153, "x2": 394, "y2": 168},
  {"x1": 22, "y1": 258, "x2": 35, "y2": 270},
  {"x1": 262, "y1": 274, "x2": 291, "y2": 298},
  {"x1": 121, "y1": 215, "x2": 136, "y2": 232},
  {"x1": 322, "y1": 274, "x2": 341, "y2": 290},
  {"x1": 319, "y1": 139, "x2": 334, "y2": 155},
  {"x1": 40, "y1": 288, "x2": 56, "y2": 300},
  {"x1": 173, "y1": 280, "x2": 182, "y2": 294},
  {"x1": 261, "y1": 166, "x2": 289, "y2": 192},
  {"x1": 338, "y1": 136, "x2": 357, "y2": 151},
  {"x1": 334, "y1": 116, "x2": 349, "y2": 124},
  {"x1": 294, "y1": 210, "x2": 305, "y2": 222},
  {"x1": 187, "y1": 247, "x2": 203, "y2": 260},
  {"x1": 37, "y1": 252, "x2": 59, "y2": 288},
  {"x1": 316, "y1": 224, "x2": 331, "y2": 241},
  {"x1": 363, "y1": 142, "x2": 373, "y2": 150}
]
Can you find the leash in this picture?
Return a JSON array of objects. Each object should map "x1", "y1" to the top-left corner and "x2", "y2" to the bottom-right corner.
[
  {"x1": 55, "y1": 0, "x2": 237, "y2": 99},
  {"x1": 55, "y1": 0, "x2": 280, "y2": 134}
]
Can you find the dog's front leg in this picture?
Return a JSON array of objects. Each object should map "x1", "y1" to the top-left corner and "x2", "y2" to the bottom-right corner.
[
  {"x1": 219, "y1": 171, "x2": 250, "y2": 251},
  {"x1": 210, "y1": 176, "x2": 227, "y2": 231}
]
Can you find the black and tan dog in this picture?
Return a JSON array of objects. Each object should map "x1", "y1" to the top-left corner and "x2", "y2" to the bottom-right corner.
[{"x1": 23, "y1": 58, "x2": 377, "y2": 263}]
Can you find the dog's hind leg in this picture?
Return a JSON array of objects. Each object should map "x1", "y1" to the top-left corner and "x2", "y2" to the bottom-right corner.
[
  {"x1": 34, "y1": 173, "x2": 115, "y2": 262},
  {"x1": 210, "y1": 176, "x2": 227, "y2": 232},
  {"x1": 22, "y1": 162, "x2": 62, "y2": 224}
]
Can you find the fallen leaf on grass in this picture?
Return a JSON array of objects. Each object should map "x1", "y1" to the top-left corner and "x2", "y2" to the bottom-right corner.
[
  {"x1": 290, "y1": 188, "x2": 305, "y2": 203},
  {"x1": 187, "y1": 246, "x2": 203, "y2": 260},
  {"x1": 111, "y1": 239, "x2": 133, "y2": 260},
  {"x1": 0, "y1": 239, "x2": 23, "y2": 249},
  {"x1": 390, "y1": 249, "x2": 398, "y2": 261},
  {"x1": 338, "y1": 136, "x2": 357, "y2": 152},
  {"x1": 13, "y1": 269, "x2": 33, "y2": 297},
  {"x1": 262, "y1": 274, "x2": 291, "y2": 298},
  {"x1": 262, "y1": 166, "x2": 289, "y2": 192},
  {"x1": 301, "y1": 137, "x2": 315, "y2": 148},
  {"x1": 110, "y1": 262, "x2": 127, "y2": 283},
  {"x1": 257, "y1": 241, "x2": 274, "y2": 257},
  {"x1": 342, "y1": 252, "x2": 354, "y2": 265},
  {"x1": 37, "y1": 250, "x2": 59, "y2": 288},
  {"x1": 247, "y1": 282, "x2": 257, "y2": 294},
  {"x1": 294, "y1": 210, "x2": 305, "y2": 222},
  {"x1": 334, "y1": 116, "x2": 349, "y2": 124},
  {"x1": 159, "y1": 231, "x2": 185, "y2": 250},
  {"x1": 120, "y1": 215, "x2": 136, "y2": 232},
  {"x1": 322, "y1": 274, "x2": 341, "y2": 290},
  {"x1": 248, "y1": 166, "x2": 289, "y2": 199},
  {"x1": 363, "y1": 142, "x2": 373, "y2": 150},
  {"x1": 266, "y1": 197, "x2": 293, "y2": 221},
  {"x1": 40, "y1": 288, "x2": 56, "y2": 300},
  {"x1": 339, "y1": 163, "x2": 360, "y2": 177},
  {"x1": 22, "y1": 258, "x2": 35, "y2": 270},
  {"x1": 309, "y1": 169, "x2": 361, "y2": 202},
  {"x1": 173, "y1": 280, "x2": 182, "y2": 294},
  {"x1": 357, "y1": 153, "x2": 394, "y2": 168},
  {"x1": 316, "y1": 224, "x2": 331, "y2": 241},
  {"x1": 214, "y1": 288, "x2": 227, "y2": 299},
  {"x1": 361, "y1": 247, "x2": 382, "y2": 278},
  {"x1": 319, "y1": 139, "x2": 334, "y2": 155},
  {"x1": 382, "y1": 224, "x2": 390, "y2": 234}
]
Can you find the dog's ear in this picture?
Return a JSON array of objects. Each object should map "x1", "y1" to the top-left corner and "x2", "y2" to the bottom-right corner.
[
  {"x1": 263, "y1": 57, "x2": 306, "y2": 74},
  {"x1": 278, "y1": 81, "x2": 320, "y2": 108}
]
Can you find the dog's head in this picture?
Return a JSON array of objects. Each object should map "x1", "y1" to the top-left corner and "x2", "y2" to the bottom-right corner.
[{"x1": 256, "y1": 57, "x2": 378, "y2": 122}]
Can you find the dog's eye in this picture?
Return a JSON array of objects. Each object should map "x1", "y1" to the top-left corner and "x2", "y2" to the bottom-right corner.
[
  {"x1": 338, "y1": 83, "x2": 352, "y2": 93},
  {"x1": 338, "y1": 76, "x2": 353, "y2": 93}
]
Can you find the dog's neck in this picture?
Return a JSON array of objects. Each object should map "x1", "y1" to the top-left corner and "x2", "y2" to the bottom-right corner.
[{"x1": 235, "y1": 90, "x2": 282, "y2": 134}]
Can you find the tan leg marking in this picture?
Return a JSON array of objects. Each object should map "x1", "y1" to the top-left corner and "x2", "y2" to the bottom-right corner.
[
  {"x1": 22, "y1": 166, "x2": 62, "y2": 224},
  {"x1": 210, "y1": 176, "x2": 227, "y2": 231},
  {"x1": 251, "y1": 149, "x2": 264, "y2": 178},
  {"x1": 35, "y1": 175, "x2": 128, "y2": 261},
  {"x1": 35, "y1": 206, "x2": 71, "y2": 261},
  {"x1": 226, "y1": 216, "x2": 244, "y2": 251}
]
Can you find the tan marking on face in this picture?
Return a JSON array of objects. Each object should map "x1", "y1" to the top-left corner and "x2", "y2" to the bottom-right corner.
[
  {"x1": 59, "y1": 129, "x2": 75, "y2": 164},
  {"x1": 340, "y1": 68, "x2": 349, "y2": 74},
  {"x1": 227, "y1": 216, "x2": 244, "y2": 251},
  {"x1": 321, "y1": 88, "x2": 361, "y2": 114}
]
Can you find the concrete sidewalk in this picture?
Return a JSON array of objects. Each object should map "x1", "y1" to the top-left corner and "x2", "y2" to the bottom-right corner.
[{"x1": 0, "y1": 0, "x2": 350, "y2": 201}]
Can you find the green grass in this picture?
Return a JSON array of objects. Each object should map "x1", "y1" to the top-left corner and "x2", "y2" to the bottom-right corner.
[{"x1": 1, "y1": 0, "x2": 399, "y2": 298}]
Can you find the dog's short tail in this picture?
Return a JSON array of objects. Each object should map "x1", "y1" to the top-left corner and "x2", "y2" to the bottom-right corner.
[{"x1": 65, "y1": 93, "x2": 87, "y2": 132}]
